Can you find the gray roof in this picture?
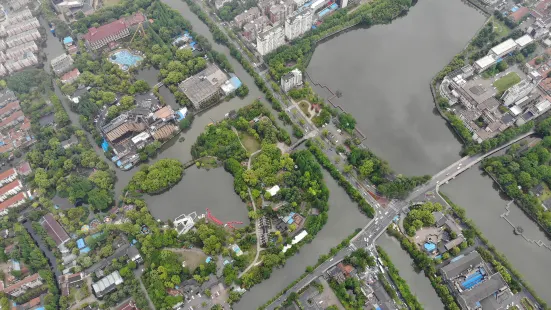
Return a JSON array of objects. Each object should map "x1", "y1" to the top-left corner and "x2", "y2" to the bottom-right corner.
[
  {"x1": 457, "y1": 273, "x2": 509, "y2": 310},
  {"x1": 92, "y1": 271, "x2": 123, "y2": 297},
  {"x1": 0, "y1": 89, "x2": 16, "y2": 105},
  {"x1": 61, "y1": 135, "x2": 78, "y2": 148},
  {"x1": 433, "y1": 211, "x2": 447, "y2": 227},
  {"x1": 178, "y1": 64, "x2": 227, "y2": 107},
  {"x1": 445, "y1": 218, "x2": 462, "y2": 236},
  {"x1": 372, "y1": 280, "x2": 392, "y2": 303},
  {"x1": 440, "y1": 251, "x2": 484, "y2": 280},
  {"x1": 444, "y1": 236, "x2": 464, "y2": 251}
]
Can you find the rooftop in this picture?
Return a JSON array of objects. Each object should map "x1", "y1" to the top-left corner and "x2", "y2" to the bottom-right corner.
[
  {"x1": 40, "y1": 213, "x2": 70, "y2": 246},
  {"x1": 0, "y1": 192, "x2": 26, "y2": 212},
  {"x1": 441, "y1": 251, "x2": 484, "y2": 280},
  {"x1": 0, "y1": 168, "x2": 16, "y2": 180},
  {"x1": 490, "y1": 39, "x2": 517, "y2": 56},
  {"x1": 179, "y1": 64, "x2": 228, "y2": 106},
  {"x1": 92, "y1": 271, "x2": 123, "y2": 296}
]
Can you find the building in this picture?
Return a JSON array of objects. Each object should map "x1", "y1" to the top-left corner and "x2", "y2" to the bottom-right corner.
[
  {"x1": 118, "y1": 300, "x2": 139, "y2": 310},
  {"x1": 61, "y1": 135, "x2": 78, "y2": 149},
  {"x1": 16, "y1": 161, "x2": 31, "y2": 176},
  {"x1": 0, "y1": 180, "x2": 22, "y2": 202},
  {"x1": 280, "y1": 68, "x2": 303, "y2": 92},
  {"x1": 514, "y1": 34, "x2": 533, "y2": 49},
  {"x1": 58, "y1": 273, "x2": 85, "y2": 296},
  {"x1": 3, "y1": 52, "x2": 38, "y2": 75},
  {"x1": 0, "y1": 168, "x2": 17, "y2": 186},
  {"x1": 40, "y1": 213, "x2": 70, "y2": 247},
  {"x1": 473, "y1": 55, "x2": 495, "y2": 73},
  {"x1": 126, "y1": 246, "x2": 143, "y2": 264},
  {"x1": 1, "y1": 273, "x2": 42, "y2": 297},
  {"x1": 242, "y1": 16, "x2": 269, "y2": 41},
  {"x1": 4, "y1": 29, "x2": 41, "y2": 48},
  {"x1": 489, "y1": 39, "x2": 518, "y2": 59},
  {"x1": 5, "y1": 41, "x2": 38, "y2": 59},
  {"x1": 0, "y1": 192, "x2": 27, "y2": 215},
  {"x1": 268, "y1": 3, "x2": 285, "y2": 24},
  {"x1": 501, "y1": 79, "x2": 535, "y2": 106},
  {"x1": 60, "y1": 68, "x2": 81, "y2": 84},
  {"x1": 82, "y1": 12, "x2": 145, "y2": 50},
  {"x1": 178, "y1": 63, "x2": 228, "y2": 109},
  {"x1": 2, "y1": 0, "x2": 31, "y2": 10},
  {"x1": 92, "y1": 271, "x2": 124, "y2": 298},
  {"x1": 102, "y1": 113, "x2": 147, "y2": 143},
  {"x1": 51, "y1": 53, "x2": 74, "y2": 76},
  {"x1": 214, "y1": 0, "x2": 231, "y2": 9},
  {"x1": 284, "y1": 9, "x2": 313, "y2": 41},
  {"x1": 2, "y1": 17, "x2": 40, "y2": 37},
  {"x1": 234, "y1": 7, "x2": 261, "y2": 28},
  {"x1": 441, "y1": 251, "x2": 511, "y2": 310},
  {"x1": 256, "y1": 25, "x2": 285, "y2": 56}
]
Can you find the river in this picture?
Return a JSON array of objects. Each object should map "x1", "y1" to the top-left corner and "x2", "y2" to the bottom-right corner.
[
  {"x1": 307, "y1": 0, "x2": 486, "y2": 176},
  {"x1": 144, "y1": 166, "x2": 250, "y2": 225},
  {"x1": 236, "y1": 170, "x2": 370, "y2": 309},
  {"x1": 441, "y1": 166, "x2": 551, "y2": 304},
  {"x1": 377, "y1": 233, "x2": 444, "y2": 309}
]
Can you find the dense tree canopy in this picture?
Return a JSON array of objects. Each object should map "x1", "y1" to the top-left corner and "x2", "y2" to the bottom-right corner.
[{"x1": 128, "y1": 159, "x2": 184, "y2": 194}]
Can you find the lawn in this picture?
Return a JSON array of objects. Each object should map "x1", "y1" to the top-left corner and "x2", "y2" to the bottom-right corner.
[
  {"x1": 241, "y1": 132, "x2": 261, "y2": 153},
  {"x1": 102, "y1": 0, "x2": 123, "y2": 7},
  {"x1": 493, "y1": 72, "x2": 521, "y2": 94},
  {"x1": 490, "y1": 16, "x2": 511, "y2": 39},
  {"x1": 298, "y1": 101, "x2": 311, "y2": 118},
  {"x1": 170, "y1": 248, "x2": 207, "y2": 271}
]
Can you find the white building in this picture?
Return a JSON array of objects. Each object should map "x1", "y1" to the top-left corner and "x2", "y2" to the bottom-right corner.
[
  {"x1": 281, "y1": 68, "x2": 303, "y2": 92},
  {"x1": 515, "y1": 34, "x2": 534, "y2": 49},
  {"x1": 284, "y1": 9, "x2": 313, "y2": 41},
  {"x1": 5, "y1": 41, "x2": 37, "y2": 59},
  {"x1": 502, "y1": 80, "x2": 535, "y2": 106},
  {"x1": 4, "y1": 28, "x2": 41, "y2": 48},
  {"x1": 474, "y1": 55, "x2": 496, "y2": 73},
  {"x1": 489, "y1": 39, "x2": 518, "y2": 58},
  {"x1": 51, "y1": 53, "x2": 74, "y2": 76},
  {"x1": 256, "y1": 25, "x2": 285, "y2": 56},
  {"x1": 2, "y1": 17, "x2": 40, "y2": 37},
  {"x1": 4, "y1": 51, "x2": 37, "y2": 74}
]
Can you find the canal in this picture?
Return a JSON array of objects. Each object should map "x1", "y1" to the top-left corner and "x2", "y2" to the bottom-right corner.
[
  {"x1": 377, "y1": 233, "x2": 444, "y2": 309},
  {"x1": 441, "y1": 166, "x2": 551, "y2": 304},
  {"x1": 236, "y1": 170, "x2": 370, "y2": 309},
  {"x1": 307, "y1": 0, "x2": 486, "y2": 176},
  {"x1": 144, "y1": 166, "x2": 250, "y2": 226}
]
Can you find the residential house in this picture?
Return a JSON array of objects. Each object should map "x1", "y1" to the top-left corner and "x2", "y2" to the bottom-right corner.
[
  {"x1": 280, "y1": 68, "x2": 302, "y2": 92},
  {"x1": 58, "y1": 273, "x2": 85, "y2": 296},
  {"x1": 51, "y1": 53, "x2": 74, "y2": 76},
  {"x1": 118, "y1": 300, "x2": 139, "y2": 310},
  {"x1": 1, "y1": 273, "x2": 42, "y2": 297},
  {"x1": 60, "y1": 68, "x2": 80, "y2": 84},
  {"x1": 0, "y1": 180, "x2": 23, "y2": 202},
  {"x1": 61, "y1": 135, "x2": 78, "y2": 149},
  {"x1": 0, "y1": 191, "x2": 26, "y2": 215},
  {"x1": 0, "y1": 168, "x2": 17, "y2": 186},
  {"x1": 126, "y1": 246, "x2": 143, "y2": 264},
  {"x1": 16, "y1": 161, "x2": 32, "y2": 176}
]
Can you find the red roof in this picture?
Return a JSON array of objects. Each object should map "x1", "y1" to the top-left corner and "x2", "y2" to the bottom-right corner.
[
  {"x1": 124, "y1": 12, "x2": 145, "y2": 27},
  {"x1": 0, "y1": 192, "x2": 26, "y2": 212},
  {"x1": 118, "y1": 300, "x2": 139, "y2": 310},
  {"x1": 0, "y1": 101, "x2": 20, "y2": 117},
  {"x1": 61, "y1": 68, "x2": 80, "y2": 82},
  {"x1": 3, "y1": 273, "x2": 40, "y2": 293},
  {"x1": 83, "y1": 19, "x2": 128, "y2": 44},
  {"x1": 0, "y1": 110, "x2": 24, "y2": 128},
  {"x1": 83, "y1": 12, "x2": 145, "y2": 44},
  {"x1": 0, "y1": 180, "x2": 21, "y2": 196},
  {"x1": 16, "y1": 162, "x2": 30, "y2": 175},
  {"x1": 510, "y1": 7, "x2": 529, "y2": 22},
  {"x1": 0, "y1": 168, "x2": 16, "y2": 181}
]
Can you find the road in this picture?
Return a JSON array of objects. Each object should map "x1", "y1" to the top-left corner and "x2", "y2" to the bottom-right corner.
[{"x1": 264, "y1": 130, "x2": 536, "y2": 309}]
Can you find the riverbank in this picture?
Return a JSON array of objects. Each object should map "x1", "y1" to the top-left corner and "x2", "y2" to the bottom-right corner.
[{"x1": 439, "y1": 192, "x2": 549, "y2": 309}]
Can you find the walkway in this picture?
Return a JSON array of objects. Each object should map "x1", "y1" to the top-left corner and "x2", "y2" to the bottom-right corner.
[{"x1": 232, "y1": 127, "x2": 263, "y2": 277}]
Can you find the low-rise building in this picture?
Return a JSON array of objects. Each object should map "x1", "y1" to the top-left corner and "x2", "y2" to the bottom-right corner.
[
  {"x1": 60, "y1": 68, "x2": 81, "y2": 84},
  {"x1": 126, "y1": 246, "x2": 143, "y2": 264},
  {"x1": 0, "y1": 168, "x2": 17, "y2": 186},
  {"x1": 40, "y1": 213, "x2": 70, "y2": 247},
  {"x1": 502, "y1": 79, "x2": 535, "y2": 107},
  {"x1": 4, "y1": 28, "x2": 41, "y2": 48},
  {"x1": 83, "y1": 12, "x2": 145, "y2": 50},
  {"x1": 0, "y1": 180, "x2": 22, "y2": 202},
  {"x1": 234, "y1": 7, "x2": 261, "y2": 28},
  {"x1": 441, "y1": 251, "x2": 512, "y2": 310},
  {"x1": 5, "y1": 41, "x2": 38, "y2": 59},
  {"x1": 51, "y1": 53, "x2": 74, "y2": 76},
  {"x1": 3, "y1": 52, "x2": 38, "y2": 75},
  {"x1": 178, "y1": 63, "x2": 228, "y2": 109},
  {"x1": 60, "y1": 135, "x2": 78, "y2": 149},
  {"x1": 1, "y1": 273, "x2": 42, "y2": 297},
  {"x1": 92, "y1": 271, "x2": 124, "y2": 298},
  {"x1": 16, "y1": 161, "x2": 32, "y2": 176},
  {"x1": 473, "y1": 55, "x2": 495, "y2": 73},
  {"x1": 281, "y1": 68, "x2": 303, "y2": 92},
  {"x1": 58, "y1": 273, "x2": 85, "y2": 296},
  {"x1": 489, "y1": 39, "x2": 518, "y2": 59}
]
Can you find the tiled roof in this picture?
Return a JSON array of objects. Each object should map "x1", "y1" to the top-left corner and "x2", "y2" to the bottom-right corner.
[
  {"x1": 0, "y1": 180, "x2": 21, "y2": 196},
  {"x1": 83, "y1": 20, "x2": 127, "y2": 44},
  {"x1": 3, "y1": 273, "x2": 40, "y2": 294},
  {"x1": 61, "y1": 68, "x2": 80, "y2": 82},
  {"x1": 0, "y1": 168, "x2": 16, "y2": 181}
]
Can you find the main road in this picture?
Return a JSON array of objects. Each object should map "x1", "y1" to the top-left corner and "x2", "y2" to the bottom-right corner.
[{"x1": 264, "y1": 130, "x2": 536, "y2": 310}]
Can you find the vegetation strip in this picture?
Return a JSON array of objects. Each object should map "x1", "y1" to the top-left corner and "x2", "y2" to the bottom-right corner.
[{"x1": 376, "y1": 246, "x2": 424, "y2": 309}]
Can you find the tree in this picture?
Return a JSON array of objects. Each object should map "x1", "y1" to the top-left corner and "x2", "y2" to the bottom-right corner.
[
  {"x1": 358, "y1": 160, "x2": 374, "y2": 179},
  {"x1": 88, "y1": 188, "x2": 113, "y2": 211},
  {"x1": 132, "y1": 80, "x2": 151, "y2": 94},
  {"x1": 338, "y1": 113, "x2": 356, "y2": 132}
]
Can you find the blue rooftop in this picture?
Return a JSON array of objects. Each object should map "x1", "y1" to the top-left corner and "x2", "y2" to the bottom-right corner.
[
  {"x1": 77, "y1": 238, "x2": 86, "y2": 249},
  {"x1": 63, "y1": 37, "x2": 73, "y2": 44},
  {"x1": 229, "y1": 76, "x2": 242, "y2": 89},
  {"x1": 206, "y1": 257, "x2": 212, "y2": 263},
  {"x1": 102, "y1": 139, "x2": 109, "y2": 152}
]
